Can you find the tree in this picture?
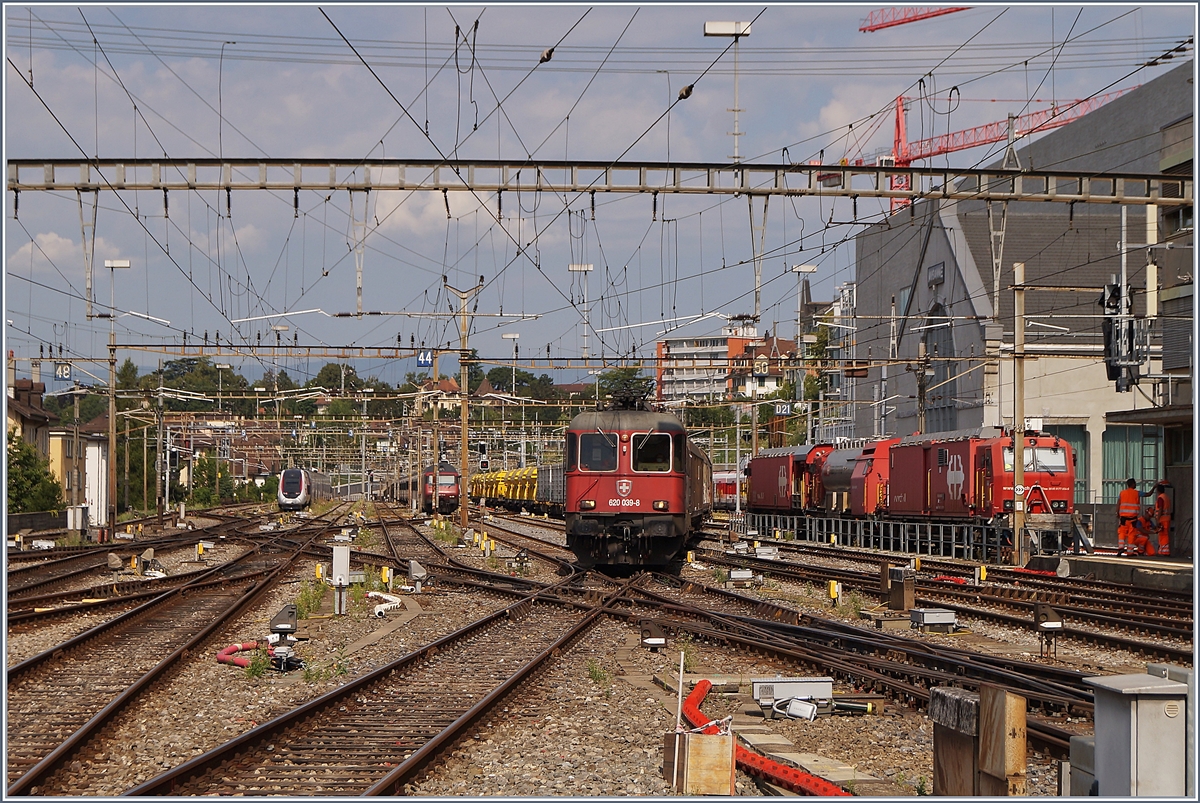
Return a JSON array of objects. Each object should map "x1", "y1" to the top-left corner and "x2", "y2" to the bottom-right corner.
[
  {"x1": 465, "y1": 349, "x2": 485, "y2": 392},
  {"x1": 599, "y1": 368, "x2": 654, "y2": 400},
  {"x1": 7, "y1": 430, "x2": 65, "y2": 513},
  {"x1": 311, "y1": 363, "x2": 362, "y2": 394}
]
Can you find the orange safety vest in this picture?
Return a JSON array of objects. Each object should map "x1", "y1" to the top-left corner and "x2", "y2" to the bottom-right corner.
[
  {"x1": 1118, "y1": 487, "x2": 1141, "y2": 519},
  {"x1": 1155, "y1": 491, "x2": 1172, "y2": 518}
]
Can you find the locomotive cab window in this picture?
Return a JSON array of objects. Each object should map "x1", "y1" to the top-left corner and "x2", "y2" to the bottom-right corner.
[
  {"x1": 1003, "y1": 447, "x2": 1068, "y2": 474},
  {"x1": 438, "y1": 475, "x2": 456, "y2": 486},
  {"x1": 579, "y1": 432, "x2": 618, "y2": 471},
  {"x1": 566, "y1": 433, "x2": 578, "y2": 470},
  {"x1": 633, "y1": 432, "x2": 672, "y2": 472}
]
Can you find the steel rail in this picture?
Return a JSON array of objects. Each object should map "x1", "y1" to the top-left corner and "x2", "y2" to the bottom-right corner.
[
  {"x1": 6, "y1": 519, "x2": 337, "y2": 795},
  {"x1": 699, "y1": 548, "x2": 1193, "y2": 660},
  {"x1": 123, "y1": 573, "x2": 639, "y2": 796}
]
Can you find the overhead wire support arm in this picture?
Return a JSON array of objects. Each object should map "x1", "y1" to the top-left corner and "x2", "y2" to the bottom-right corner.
[{"x1": 7, "y1": 159, "x2": 1189, "y2": 208}]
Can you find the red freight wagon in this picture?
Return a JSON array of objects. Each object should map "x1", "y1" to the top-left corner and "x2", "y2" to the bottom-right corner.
[
  {"x1": 849, "y1": 438, "x2": 901, "y2": 516},
  {"x1": 747, "y1": 445, "x2": 810, "y2": 512}
]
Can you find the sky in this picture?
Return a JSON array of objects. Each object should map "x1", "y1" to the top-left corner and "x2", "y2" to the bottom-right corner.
[{"x1": 4, "y1": 3, "x2": 1195, "y2": 392}]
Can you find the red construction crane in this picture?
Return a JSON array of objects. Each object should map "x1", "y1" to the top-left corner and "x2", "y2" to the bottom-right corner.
[
  {"x1": 886, "y1": 88, "x2": 1136, "y2": 209},
  {"x1": 859, "y1": 7, "x2": 969, "y2": 32}
]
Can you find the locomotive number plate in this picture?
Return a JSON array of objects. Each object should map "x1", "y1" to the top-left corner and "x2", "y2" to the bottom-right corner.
[{"x1": 608, "y1": 498, "x2": 641, "y2": 508}]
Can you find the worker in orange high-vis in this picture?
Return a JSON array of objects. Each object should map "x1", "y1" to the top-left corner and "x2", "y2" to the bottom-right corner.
[
  {"x1": 1116, "y1": 477, "x2": 1141, "y2": 555},
  {"x1": 1129, "y1": 510, "x2": 1154, "y2": 556},
  {"x1": 1153, "y1": 481, "x2": 1172, "y2": 557}
]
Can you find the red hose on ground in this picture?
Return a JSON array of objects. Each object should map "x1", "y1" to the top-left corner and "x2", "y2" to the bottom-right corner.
[
  {"x1": 683, "y1": 679, "x2": 851, "y2": 796},
  {"x1": 1011, "y1": 567, "x2": 1059, "y2": 577},
  {"x1": 216, "y1": 641, "x2": 259, "y2": 669}
]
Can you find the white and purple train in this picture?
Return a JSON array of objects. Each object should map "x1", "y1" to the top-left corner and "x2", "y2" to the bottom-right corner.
[{"x1": 277, "y1": 468, "x2": 333, "y2": 511}]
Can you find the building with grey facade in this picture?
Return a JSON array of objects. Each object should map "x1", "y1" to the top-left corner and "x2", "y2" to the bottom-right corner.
[{"x1": 849, "y1": 62, "x2": 1193, "y2": 513}]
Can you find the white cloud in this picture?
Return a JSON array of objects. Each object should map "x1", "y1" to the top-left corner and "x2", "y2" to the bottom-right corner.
[{"x1": 8, "y1": 232, "x2": 123, "y2": 276}]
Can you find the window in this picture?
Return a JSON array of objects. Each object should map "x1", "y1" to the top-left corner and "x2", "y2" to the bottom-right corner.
[
  {"x1": 438, "y1": 475, "x2": 456, "y2": 486},
  {"x1": 1002, "y1": 447, "x2": 1070, "y2": 474},
  {"x1": 65, "y1": 440, "x2": 73, "y2": 458},
  {"x1": 579, "y1": 432, "x2": 617, "y2": 472},
  {"x1": 633, "y1": 432, "x2": 672, "y2": 472}
]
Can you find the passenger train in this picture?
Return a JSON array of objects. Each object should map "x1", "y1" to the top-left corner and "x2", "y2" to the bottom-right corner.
[{"x1": 277, "y1": 468, "x2": 333, "y2": 511}]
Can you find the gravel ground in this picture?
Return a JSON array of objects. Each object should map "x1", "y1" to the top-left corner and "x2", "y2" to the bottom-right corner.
[
  {"x1": 29, "y1": 560, "x2": 513, "y2": 796},
  {"x1": 407, "y1": 617, "x2": 767, "y2": 797},
  {"x1": 6, "y1": 542, "x2": 248, "y2": 667},
  {"x1": 11, "y1": 514, "x2": 1176, "y2": 797}
]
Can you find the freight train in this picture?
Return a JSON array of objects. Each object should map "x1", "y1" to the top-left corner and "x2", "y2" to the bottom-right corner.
[
  {"x1": 395, "y1": 461, "x2": 462, "y2": 515},
  {"x1": 471, "y1": 396, "x2": 714, "y2": 567},
  {"x1": 277, "y1": 468, "x2": 333, "y2": 511},
  {"x1": 746, "y1": 427, "x2": 1075, "y2": 525}
]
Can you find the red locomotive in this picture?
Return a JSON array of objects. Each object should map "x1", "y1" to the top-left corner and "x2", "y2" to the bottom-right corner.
[
  {"x1": 564, "y1": 397, "x2": 713, "y2": 568},
  {"x1": 748, "y1": 427, "x2": 1074, "y2": 523},
  {"x1": 396, "y1": 461, "x2": 461, "y2": 514}
]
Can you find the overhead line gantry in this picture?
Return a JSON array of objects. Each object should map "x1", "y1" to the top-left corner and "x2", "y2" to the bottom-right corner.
[{"x1": 7, "y1": 158, "x2": 1190, "y2": 207}]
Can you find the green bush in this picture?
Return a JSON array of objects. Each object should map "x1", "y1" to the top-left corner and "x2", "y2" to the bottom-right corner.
[
  {"x1": 296, "y1": 580, "x2": 327, "y2": 618},
  {"x1": 244, "y1": 649, "x2": 271, "y2": 679}
]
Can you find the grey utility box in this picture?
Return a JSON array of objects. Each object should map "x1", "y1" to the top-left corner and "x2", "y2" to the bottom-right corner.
[
  {"x1": 331, "y1": 544, "x2": 351, "y2": 587},
  {"x1": 751, "y1": 677, "x2": 833, "y2": 704},
  {"x1": 1085, "y1": 673, "x2": 1188, "y2": 796},
  {"x1": 1148, "y1": 663, "x2": 1195, "y2": 797}
]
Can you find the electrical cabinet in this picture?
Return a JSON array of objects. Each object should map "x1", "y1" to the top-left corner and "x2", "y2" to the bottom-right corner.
[{"x1": 1085, "y1": 673, "x2": 1188, "y2": 796}]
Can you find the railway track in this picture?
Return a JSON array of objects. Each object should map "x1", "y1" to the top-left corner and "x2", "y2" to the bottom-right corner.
[
  {"x1": 699, "y1": 530, "x2": 1193, "y2": 615},
  {"x1": 126, "y1": 576, "x2": 637, "y2": 796},
  {"x1": 610, "y1": 577, "x2": 1086, "y2": 757},
  {"x1": 698, "y1": 547, "x2": 1192, "y2": 663},
  {"x1": 5, "y1": 514, "x2": 342, "y2": 795}
]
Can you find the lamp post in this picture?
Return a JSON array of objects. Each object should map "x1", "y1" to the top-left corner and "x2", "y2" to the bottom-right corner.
[
  {"x1": 704, "y1": 21, "x2": 751, "y2": 162},
  {"x1": 568, "y1": 263, "x2": 594, "y2": 359},
  {"x1": 215, "y1": 363, "x2": 231, "y2": 414},
  {"x1": 103, "y1": 258, "x2": 130, "y2": 536},
  {"x1": 587, "y1": 369, "x2": 603, "y2": 410},
  {"x1": 360, "y1": 388, "x2": 374, "y2": 500},
  {"x1": 502, "y1": 332, "x2": 520, "y2": 467},
  {"x1": 218, "y1": 41, "x2": 236, "y2": 162},
  {"x1": 253, "y1": 386, "x2": 265, "y2": 419}
]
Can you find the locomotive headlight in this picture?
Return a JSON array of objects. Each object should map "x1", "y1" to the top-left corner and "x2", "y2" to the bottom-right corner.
[
  {"x1": 1051, "y1": 500, "x2": 1067, "y2": 513},
  {"x1": 1003, "y1": 500, "x2": 1014, "y2": 512},
  {"x1": 652, "y1": 500, "x2": 670, "y2": 511},
  {"x1": 579, "y1": 500, "x2": 596, "y2": 510}
]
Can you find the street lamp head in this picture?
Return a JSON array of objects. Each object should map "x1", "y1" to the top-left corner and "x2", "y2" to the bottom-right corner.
[
  {"x1": 104, "y1": 259, "x2": 131, "y2": 269},
  {"x1": 704, "y1": 21, "x2": 752, "y2": 36},
  {"x1": 792, "y1": 264, "x2": 818, "y2": 274},
  {"x1": 215, "y1": 363, "x2": 231, "y2": 370},
  {"x1": 253, "y1": 387, "x2": 266, "y2": 392},
  {"x1": 567, "y1": 263, "x2": 594, "y2": 273}
]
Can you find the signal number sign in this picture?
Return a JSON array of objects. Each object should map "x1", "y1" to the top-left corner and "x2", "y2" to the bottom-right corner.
[
  {"x1": 416, "y1": 350, "x2": 434, "y2": 367},
  {"x1": 54, "y1": 362, "x2": 72, "y2": 381}
]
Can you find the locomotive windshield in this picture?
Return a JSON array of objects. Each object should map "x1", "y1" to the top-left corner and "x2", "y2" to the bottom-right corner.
[
  {"x1": 438, "y1": 475, "x2": 456, "y2": 486},
  {"x1": 1003, "y1": 447, "x2": 1068, "y2": 475},
  {"x1": 281, "y1": 469, "x2": 302, "y2": 496},
  {"x1": 633, "y1": 432, "x2": 672, "y2": 472},
  {"x1": 578, "y1": 432, "x2": 618, "y2": 471}
]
